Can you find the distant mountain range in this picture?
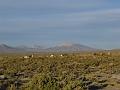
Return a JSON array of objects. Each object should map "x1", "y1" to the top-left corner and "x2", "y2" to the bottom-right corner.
[{"x1": 0, "y1": 43, "x2": 98, "y2": 53}]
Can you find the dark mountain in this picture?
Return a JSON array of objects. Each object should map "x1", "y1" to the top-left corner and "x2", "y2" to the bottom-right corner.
[
  {"x1": 45, "y1": 43, "x2": 97, "y2": 52},
  {"x1": 0, "y1": 44, "x2": 25, "y2": 53}
]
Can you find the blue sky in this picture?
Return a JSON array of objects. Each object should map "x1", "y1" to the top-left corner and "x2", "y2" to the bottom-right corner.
[{"x1": 0, "y1": 0, "x2": 120, "y2": 49}]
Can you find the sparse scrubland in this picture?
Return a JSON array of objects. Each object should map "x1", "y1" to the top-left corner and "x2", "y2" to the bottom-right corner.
[{"x1": 0, "y1": 52, "x2": 120, "y2": 90}]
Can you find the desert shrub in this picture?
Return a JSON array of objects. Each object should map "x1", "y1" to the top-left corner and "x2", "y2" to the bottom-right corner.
[
  {"x1": 0, "y1": 52, "x2": 120, "y2": 90},
  {"x1": 63, "y1": 80, "x2": 85, "y2": 90},
  {"x1": 22, "y1": 73, "x2": 59, "y2": 90}
]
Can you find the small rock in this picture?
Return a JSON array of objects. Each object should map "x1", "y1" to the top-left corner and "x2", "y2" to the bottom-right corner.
[{"x1": 0, "y1": 75, "x2": 6, "y2": 80}]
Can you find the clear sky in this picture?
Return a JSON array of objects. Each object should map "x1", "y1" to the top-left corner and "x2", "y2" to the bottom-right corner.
[{"x1": 0, "y1": 0, "x2": 120, "y2": 49}]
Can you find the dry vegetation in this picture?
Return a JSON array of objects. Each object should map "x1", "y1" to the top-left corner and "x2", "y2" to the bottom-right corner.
[{"x1": 0, "y1": 51, "x2": 120, "y2": 90}]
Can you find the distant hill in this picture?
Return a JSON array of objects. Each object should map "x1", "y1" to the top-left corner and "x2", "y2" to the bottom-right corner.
[
  {"x1": 0, "y1": 44, "x2": 25, "y2": 53},
  {"x1": 0, "y1": 43, "x2": 98, "y2": 53},
  {"x1": 45, "y1": 43, "x2": 97, "y2": 52}
]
